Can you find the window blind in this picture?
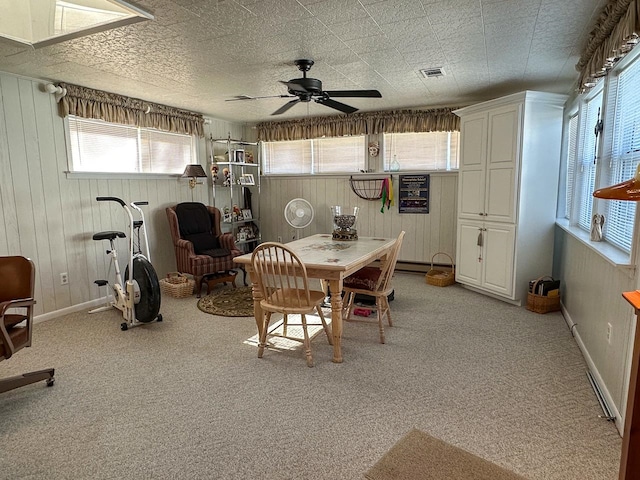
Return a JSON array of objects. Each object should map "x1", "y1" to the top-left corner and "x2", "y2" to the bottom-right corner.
[
  {"x1": 576, "y1": 90, "x2": 603, "y2": 232},
  {"x1": 312, "y1": 136, "x2": 365, "y2": 173},
  {"x1": 262, "y1": 140, "x2": 312, "y2": 174},
  {"x1": 565, "y1": 114, "x2": 578, "y2": 219},
  {"x1": 603, "y1": 56, "x2": 640, "y2": 252},
  {"x1": 68, "y1": 116, "x2": 194, "y2": 173},
  {"x1": 383, "y1": 132, "x2": 459, "y2": 171},
  {"x1": 262, "y1": 136, "x2": 365, "y2": 174}
]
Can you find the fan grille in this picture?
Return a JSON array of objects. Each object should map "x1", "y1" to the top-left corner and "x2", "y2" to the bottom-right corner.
[{"x1": 285, "y1": 198, "x2": 314, "y2": 229}]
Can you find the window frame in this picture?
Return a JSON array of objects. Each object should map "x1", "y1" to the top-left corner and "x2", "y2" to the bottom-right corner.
[
  {"x1": 261, "y1": 135, "x2": 367, "y2": 176},
  {"x1": 382, "y1": 131, "x2": 460, "y2": 172},
  {"x1": 63, "y1": 115, "x2": 198, "y2": 177},
  {"x1": 558, "y1": 45, "x2": 640, "y2": 268}
]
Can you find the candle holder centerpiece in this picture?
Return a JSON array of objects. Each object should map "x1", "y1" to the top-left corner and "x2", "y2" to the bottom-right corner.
[{"x1": 331, "y1": 206, "x2": 359, "y2": 241}]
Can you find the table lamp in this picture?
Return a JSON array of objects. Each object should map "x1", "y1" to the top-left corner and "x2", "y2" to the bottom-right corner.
[{"x1": 182, "y1": 164, "x2": 207, "y2": 201}]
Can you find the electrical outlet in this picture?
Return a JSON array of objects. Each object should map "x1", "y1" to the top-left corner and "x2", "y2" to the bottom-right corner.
[
  {"x1": 607, "y1": 323, "x2": 612, "y2": 344},
  {"x1": 60, "y1": 272, "x2": 69, "y2": 285},
  {"x1": 277, "y1": 236, "x2": 282, "y2": 242}
]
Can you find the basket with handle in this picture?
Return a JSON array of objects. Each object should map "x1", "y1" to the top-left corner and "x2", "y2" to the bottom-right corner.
[
  {"x1": 425, "y1": 252, "x2": 456, "y2": 287},
  {"x1": 526, "y1": 276, "x2": 561, "y2": 314}
]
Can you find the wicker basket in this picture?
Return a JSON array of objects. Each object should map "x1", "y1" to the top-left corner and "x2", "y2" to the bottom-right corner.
[
  {"x1": 159, "y1": 273, "x2": 195, "y2": 298},
  {"x1": 425, "y1": 252, "x2": 456, "y2": 287},
  {"x1": 526, "y1": 276, "x2": 561, "y2": 314}
]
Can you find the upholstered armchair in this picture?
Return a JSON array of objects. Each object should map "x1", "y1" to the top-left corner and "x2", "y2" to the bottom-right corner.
[{"x1": 166, "y1": 203, "x2": 243, "y2": 289}]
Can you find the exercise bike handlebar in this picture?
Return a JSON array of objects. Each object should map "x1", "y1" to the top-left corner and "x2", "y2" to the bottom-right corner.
[{"x1": 96, "y1": 196, "x2": 126, "y2": 207}]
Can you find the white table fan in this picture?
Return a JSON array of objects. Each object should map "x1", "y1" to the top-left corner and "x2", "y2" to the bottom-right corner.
[{"x1": 284, "y1": 198, "x2": 314, "y2": 239}]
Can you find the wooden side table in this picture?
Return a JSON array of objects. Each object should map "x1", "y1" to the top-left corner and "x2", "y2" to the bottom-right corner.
[{"x1": 197, "y1": 271, "x2": 237, "y2": 298}]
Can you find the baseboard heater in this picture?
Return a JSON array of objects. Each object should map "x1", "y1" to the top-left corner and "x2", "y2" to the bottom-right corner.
[{"x1": 586, "y1": 370, "x2": 616, "y2": 422}]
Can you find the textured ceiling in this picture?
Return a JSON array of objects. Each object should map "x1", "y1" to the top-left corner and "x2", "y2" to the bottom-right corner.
[{"x1": 0, "y1": 0, "x2": 606, "y2": 123}]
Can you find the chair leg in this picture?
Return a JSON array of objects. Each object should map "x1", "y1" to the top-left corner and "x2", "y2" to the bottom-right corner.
[
  {"x1": 375, "y1": 296, "x2": 386, "y2": 344},
  {"x1": 282, "y1": 314, "x2": 288, "y2": 337},
  {"x1": 301, "y1": 314, "x2": 314, "y2": 367},
  {"x1": 316, "y1": 306, "x2": 333, "y2": 345},
  {"x1": 258, "y1": 312, "x2": 272, "y2": 358},
  {"x1": 0, "y1": 368, "x2": 55, "y2": 394},
  {"x1": 343, "y1": 292, "x2": 356, "y2": 322},
  {"x1": 383, "y1": 296, "x2": 393, "y2": 326}
]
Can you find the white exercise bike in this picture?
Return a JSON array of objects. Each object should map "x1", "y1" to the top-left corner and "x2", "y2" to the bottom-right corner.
[{"x1": 89, "y1": 196, "x2": 162, "y2": 330}]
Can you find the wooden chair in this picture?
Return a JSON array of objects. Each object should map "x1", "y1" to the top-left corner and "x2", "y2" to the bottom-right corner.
[
  {"x1": 342, "y1": 231, "x2": 405, "y2": 344},
  {"x1": 251, "y1": 242, "x2": 332, "y2": 367},
  {"x1": 0, "y1": 256, "x2": 55, "y2": 394}
]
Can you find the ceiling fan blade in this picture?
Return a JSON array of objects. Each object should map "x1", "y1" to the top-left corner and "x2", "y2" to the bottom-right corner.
[
  {"x1": 323, "y1": 89, "x2": 382, "y2": 98},
  {"x1": 315, "y1": 97, "x2": 358, "y2": 114},
  {"x1": 279, "y1": 80, "x2": 309, "y2": 94},
  {"x1": 226, "y1": 94, "x2": 294, "y2": 102},
  {"x1": 272, "y1": 98, "x2": 301, "y2": 115}
]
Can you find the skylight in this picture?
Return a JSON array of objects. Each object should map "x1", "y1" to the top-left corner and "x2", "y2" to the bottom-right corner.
[{"x1": 0, "y1": 0, "x2": 153, "y2": 48}]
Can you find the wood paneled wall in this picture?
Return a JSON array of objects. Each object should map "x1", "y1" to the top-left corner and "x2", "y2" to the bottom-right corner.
[
  {"x1": 554, "y1": 227, "x2": 636, "y2": 428},
  {"x1": 259, "y1": 174, "x2": 458, "y2": 265},
  {"x1": 0, "y1": 71, "x2": 240, "y2": 316}
]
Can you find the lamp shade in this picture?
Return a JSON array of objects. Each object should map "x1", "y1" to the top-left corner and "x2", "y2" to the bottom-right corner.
[{"x1": 182, "y1": 164, "x2": 207, "y2": 178}]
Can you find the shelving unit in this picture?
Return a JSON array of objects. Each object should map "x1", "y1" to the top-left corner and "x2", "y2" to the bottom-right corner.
[{"x1": 210, "y1": 134, "x2": 261, "y2": 253}]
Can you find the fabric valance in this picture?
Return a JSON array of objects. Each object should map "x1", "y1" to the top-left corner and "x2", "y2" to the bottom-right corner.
[
  {"x1": 58, "y1": 83, "x2": 205, "y2": 137},
  {"x1": 576, "y1": 0, "x2": 640, "y2": 90},
  {"x1": 255, "y1": 108, "x2": 460, "y2": 142}
]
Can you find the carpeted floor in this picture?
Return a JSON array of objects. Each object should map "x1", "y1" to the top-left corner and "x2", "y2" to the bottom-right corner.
[{"x1": 0, "y1": 273, "x2": 622, "y2": 479}]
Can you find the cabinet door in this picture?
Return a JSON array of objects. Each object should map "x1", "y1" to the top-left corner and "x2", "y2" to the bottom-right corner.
[
  {"x1": 456, "y1": 221, "x2": 484, "y2": 286},
  {"x1": 485, "y1": 104, "x2": 520, "y2": 223},
  {"x1": 458, "y1": 113, "x2": 487, "y2": 219},
  {"x1": 481, "y1": 223, "x2": 515, "y2": 297}
]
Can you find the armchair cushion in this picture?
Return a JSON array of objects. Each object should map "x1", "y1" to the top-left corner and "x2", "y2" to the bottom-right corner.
[
  {"x1": 343, "y1": 266, "x2": 381, "y2": 291},
  {"x1": 176, "y1": 202, "x2": 230, "y2": 257}
]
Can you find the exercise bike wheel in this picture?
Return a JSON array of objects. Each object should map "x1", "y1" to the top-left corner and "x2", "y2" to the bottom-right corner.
[{"x1": 124, "y1": 255, "x2": 161, "y2": 323}]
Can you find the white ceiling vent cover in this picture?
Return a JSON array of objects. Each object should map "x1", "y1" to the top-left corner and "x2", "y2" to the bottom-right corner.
[{"x1": 420, "y1": 67, "x2": 445, "y2": 78}]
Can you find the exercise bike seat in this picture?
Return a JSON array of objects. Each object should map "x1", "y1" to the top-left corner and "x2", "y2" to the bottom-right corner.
[{"x1": 92, "y1": 231, "x2": 126, "y2": 241}]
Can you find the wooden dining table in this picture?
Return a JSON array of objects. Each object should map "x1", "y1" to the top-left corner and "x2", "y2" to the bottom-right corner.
[{"x1": 234, "y1": 234, "x2": 398, "y2": 363}]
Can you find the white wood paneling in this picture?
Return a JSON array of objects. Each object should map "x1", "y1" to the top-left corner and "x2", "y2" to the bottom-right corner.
[
  {"x1": 0, "y1": 71, "x2": 242, "y2": 316},
  {"x1": 555, "y1": 228, "x2": 636, "y2": 420},
  {"x1": 260, "y1": 174, "x2": 458, "y2": 264}
]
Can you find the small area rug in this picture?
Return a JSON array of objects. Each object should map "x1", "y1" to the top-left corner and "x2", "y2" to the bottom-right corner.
[
  {"x1": 197, "y1": 286, "x2": 254, "y2": 317},
  {"x1": 365, "y1": 429, "x2": 526, "y2": 480}
]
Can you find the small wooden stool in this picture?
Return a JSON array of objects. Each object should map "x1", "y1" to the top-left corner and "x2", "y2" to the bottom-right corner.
[{"x1": 198, "y1": 270, "x2": 238, "y2": 297}]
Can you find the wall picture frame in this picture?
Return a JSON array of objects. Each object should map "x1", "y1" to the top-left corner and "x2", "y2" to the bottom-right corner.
[
  {"x1": 239, "y1": 173, "x2": 255, "y2": 185},
  {"x1": 242, "y1": 209, "x2": 252, "y2": 220}
]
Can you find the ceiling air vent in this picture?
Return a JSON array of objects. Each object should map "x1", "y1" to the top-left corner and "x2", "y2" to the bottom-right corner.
[{"x1": 420, "y1": 67, "x2": 445, "y2": 78}]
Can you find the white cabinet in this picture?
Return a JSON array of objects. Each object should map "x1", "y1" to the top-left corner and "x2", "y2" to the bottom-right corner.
[
  {"x1": 456, "y1": 221, "x2": 515, "y2": 297},
  {"x1": 454, "y1": 91, "x2": 566, "y2": 304},
  {"x1": 210, "y1": 136, "x2": 261, "y2": 253},
  {"x1": 458, "y1": 105, "x2": 519, "y2": 223}
]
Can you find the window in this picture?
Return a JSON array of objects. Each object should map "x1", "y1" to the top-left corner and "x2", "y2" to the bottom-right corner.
[
  {"x1": 67, "y1": 116, "x2": 195, "y2": 174},
  {"x1": 383, "y1": 132, "x2": 459, "y2": 171},
  {"x1": 601, "y1": 55, "x2": 640, "y2": 252},
  {"x1": 564, "y1": 113, "x2": 579, "y2": 220},
  {"x1": 575, "y1": 89, "x2": 603, "y2": 232},
  {"x1": 561, "y1": 46, "x2": 640, "y2": 257},
  {"x1": 262, "y1": 136, "x2": 365, "y2": 175}
]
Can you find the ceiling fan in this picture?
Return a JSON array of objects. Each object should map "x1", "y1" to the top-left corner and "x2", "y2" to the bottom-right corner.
[{"x1": 227, "y1": 59, "x2": 382, "y2": 116}]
